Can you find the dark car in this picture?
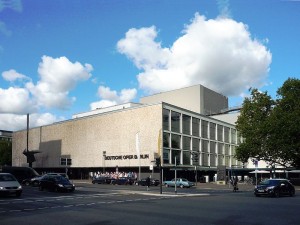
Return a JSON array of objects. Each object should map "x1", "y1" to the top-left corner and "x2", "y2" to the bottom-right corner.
[
  {"x1": 92, "y1": 176, "x2": 113, "y2": 184},
  {"x1": 135, "y1": 178, "x2": 160, "y2": 186},
  {"x1": 0, "y1": 166, "x2": 39, "y2": 186},
  {"x1": 39, "y1": 175, "x2": 75, "y2": 192},
  {"x1": 31, "y1": 173, "x2": 68, "y2": 186},
  {"x1": 254, "y1": 179, "x2": 295, "y2": 197},
  {"x1": 111, "y1": 177, "x2": 134, "y2": 185}
]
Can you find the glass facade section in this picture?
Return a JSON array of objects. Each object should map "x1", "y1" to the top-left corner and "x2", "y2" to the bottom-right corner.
[
  {"x1": 163, "y1": 148, "x2": 170, "y2": 164},
  {"x1": 210, "y1": 142, "x2": 216, "y2": 154},
  {"x1": 183, "y1": 151, "x2": 191, "y2": 165},
  {"x1": 172, "y1": 150, "x2": 181, "y2": 165},
  {"x1": 210, "y1": 154, "x2": 216, "y2": 167},
  {"x1": 231, "y1": 129, "x2": 236, "y2": 144},
  {"x1": 162, "y1": 106, "x2": 241, "y2": 168},
  {"x1": 163, "y1": 109, "x2": 170, "y2": 131},
  {"x1": 182, "y1": 114, "x2": 191, "y2": 135},
  {"x1": 192, "y1": 118, "x2": 200, "y2": 137},
  {"x1": 217, "y1": 125, "x2": 223, "y2": 141},
  {"x1": 203, "y1": 153, "x2": 209, "y2": 166},
  {"x1": 201, "y1": 120, "x2": 209, "y2": 138},
  {"x1": 209, "y1": 123, "x2": 216, "y2": 140},
  {"x1": 171, "y1": 134, "x2": 181, "y2": 149},
  {"x1": 201, "y1": 140, "x2": 209, "y2": 153},
  {"x1": 171, "y1": 111, "x2": 180, "y2": 133},
  {"x1": 192, "y1": 138, "x2": 200, "y2": 152},
  {"x1": 163, "y1": 132, "x2": 170, "y2": 148},
  {"x1": 182, "y1": 136, "x2": 191, "y2": 150},
  {"x1": 218, "y1": 155, "x2": 224, "y2": 166},
  {"x1": 225, "y1": 144, "x2": 230, "y2": 155},
  {"x1": 224, "y1": 127, "x2": 230, "y2": 143},
  {"x1": 218, "y1": 143, "x2": 224, "y2": 154}
]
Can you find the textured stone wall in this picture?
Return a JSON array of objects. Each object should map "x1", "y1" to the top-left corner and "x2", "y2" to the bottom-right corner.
[{"x1": 12, "y1": 104, "x2": 163, "y2": 169}]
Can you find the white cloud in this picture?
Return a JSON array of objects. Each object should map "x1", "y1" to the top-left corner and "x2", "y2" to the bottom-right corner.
[
  {"x1": 0, "y1": 55, "x2": 93, "y2": 131},
  {"x1": 30, "y1": 55, "x2": 93, "y2": 109},
  {"x1": 117, "y1": 13, "x2": 272, "y2": 97},
  {"x1": 0, "y1": 113, "x2": 62, "y2": 131},
  {"x1": 0, "y1": 87, "x2": 37, "y2": 114},
  {"x1": 2, "y1": 69, "x2": 29, "y2": 82},
  {"x1": 90, "y1": 86, "x2": 137, "y2": 110}
]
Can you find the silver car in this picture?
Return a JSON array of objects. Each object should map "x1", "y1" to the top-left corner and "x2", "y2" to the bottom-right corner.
[{"x1": 0, "y1": 173, "x2": 22, "y2": 197}]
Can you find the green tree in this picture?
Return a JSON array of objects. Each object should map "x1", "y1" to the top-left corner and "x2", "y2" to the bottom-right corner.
[
  {"x1": 235, "y1": 78, "x2": 300, "y2": 168},
  {"x1": 0, "y1": 140, "x2": 12, "y2": 166},
  {"x1": 269, "y1": 78, "x2": 300, "y2": 167}
]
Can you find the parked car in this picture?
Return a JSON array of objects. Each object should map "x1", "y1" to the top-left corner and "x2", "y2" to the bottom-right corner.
[
  {"x1": 164, "y1": 178, "x2": 195, "y2": 188},
  {"x1": 92, "y1": 176, "x2": 113, "y2": 184},
  {"x1": 31, "y1": 173, "x2": 68, "y2": 186},
  {"x1": 39, "y1": 175, "x2": 75, "y2": 192},
  {"x1": 135, "y1": 178, "x2": 160, "y2": 186},
  {"x1": 111, "y1": 177, "x2": 134, "y2": 185},
  {"x1": 0, "y1": 173, "x2": 22, "y2": 197},
  {"x1": 0, "y1": 166, "x2": 39, "y2": 186},
  {"x1": 254, "y1": 179, "x2": 295, "y2": 197}
]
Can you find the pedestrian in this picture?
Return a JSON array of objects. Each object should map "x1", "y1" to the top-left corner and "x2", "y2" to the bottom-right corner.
[
  {"x1": 233, "y1": 176, "x2": 238, "y2": 192},
  {"x1": 146, "y1": 176, "x2": 151, "y2": 191}
]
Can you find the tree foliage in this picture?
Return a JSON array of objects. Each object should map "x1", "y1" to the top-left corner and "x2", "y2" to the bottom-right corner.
[
  {"x1": 235, "y1": 78, "x2": 300, "y2": 168},
  {"x1": 0, "y1": 140, "x2": 12, "y2": 166}
]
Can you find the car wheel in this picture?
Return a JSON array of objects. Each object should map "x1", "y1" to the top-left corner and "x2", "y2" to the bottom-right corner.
[
  {"x1": 16, "y1": 192, "x2": 22, "y2": 197},
  {"x1": 39, "y1": 186, "x2": 43, "y2": 191},
  {"x1": 255, "y1": 193, "x2": 260, "y2": 197},
  {"x1": 24, "y1": 180, "x2": 30, "y2": 186},
  {"x1": 180, "y1": 184, "x2": 184, "y2": 188},
  {"x1": 289, "y1": 190, "x2": 295, "y2": 197},
  {"x1": 274, "y1": 190, "x2": 280, "y2": 198}
]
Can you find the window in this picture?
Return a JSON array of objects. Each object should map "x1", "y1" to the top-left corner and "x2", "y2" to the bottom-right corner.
[
  {"x1": 163, "y1": 109, "x2": 170, "y2": 131},
  {"x1": 218, "y1": 143, "x2": 224, "y2": 154},
  {"x1": 209, "y1": 123, "x2": 216, "y2": 140},
  {"x1": 217, "y1": 125, "x2": 223, "y2": 141},
  {"x1": 231, "y1": 129, "x2": 236, "y2": 144},
  {"x1": 201, "y1": 120, "x2": 209, "y2": 138},
  {"x1": 163, "y1": 149, "x2": 170, "y2": 164},
  {"x1": 182, "y1": 151, "x2": 190, "y2": 165},
  {"x1": 192, "y1": 138, "x2": 200, "y2": 152},
  {"x1": 201, "y1": 140, "x2": 209, "y2": 153},
  {"x1": 192, "y1": 118, "x2": 200, "y2": 137},
  {"x1": 171, "y1": 111, "x2": 180, "y2": 133},
  {"x1": 171, "y1": 150, "x2": 181, "y2": 165},
  {"x1": 182, "y1": 136, "x2": 191, "y2": 150},
  {"x1": 182, "y1": 114, "x2": 191, "y2": 135},
  {"x1": 171, "y1": 134, "x2": 181, "y2": 149},
  {"x1": 210, "y1": 154, "x2": 216, "y2": 167},
  {"x1": 225, "y1": 144, "x2": 230, "y2": 155},
  {"x1": 163, "y1": 132, "x2": 170, "y2": 148},
  {"x1": 224, "y1": 127, "x2": 230, "y2": 143},
  {"x1": 210, "y1": 142, "x2": 216, "y2": 154}
]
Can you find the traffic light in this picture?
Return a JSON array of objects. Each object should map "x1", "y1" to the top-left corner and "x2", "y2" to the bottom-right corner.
[{"x1": 155, "y1": 157, "x2": 161, "y2": 167}]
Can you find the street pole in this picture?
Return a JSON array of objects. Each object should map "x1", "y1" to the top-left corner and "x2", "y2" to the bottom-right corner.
[{"x1": 175, "y1": 156, "x2": 177, "y2": 194}]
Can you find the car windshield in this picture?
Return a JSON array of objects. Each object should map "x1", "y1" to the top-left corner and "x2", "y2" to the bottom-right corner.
[
  {"x1": 0, "y1": 174, "x2": 17, "y2": 182},
  {"x1": 259, "y1": 179, "x2": 280, "y2": 185}
]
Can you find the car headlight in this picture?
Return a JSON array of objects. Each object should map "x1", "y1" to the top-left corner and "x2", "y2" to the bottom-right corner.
[
  {"x1": 58, "y1": 184, "x2": 64, "y2": 187},
  {"x1": 17, "y1": 186, "x2": 22, "y2": 190},
  {"x1": 266, "y1": 186, "x2": 275, "y2": 191},
  {"x1": 0, "y1": 186, "x2": 4, "y2": 190}
]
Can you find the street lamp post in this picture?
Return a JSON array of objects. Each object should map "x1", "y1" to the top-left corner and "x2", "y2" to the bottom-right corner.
[{"x1": 102, "y1": 151, "x2": 106, "y2": 174}]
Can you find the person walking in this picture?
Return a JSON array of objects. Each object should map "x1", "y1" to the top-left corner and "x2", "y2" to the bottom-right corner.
[
  {"x1": 233, "y1": 176, "x2": 239, "y2": 192},
  {"x1": 146, "y1": 176, "x2": 151, "y2": 191}
]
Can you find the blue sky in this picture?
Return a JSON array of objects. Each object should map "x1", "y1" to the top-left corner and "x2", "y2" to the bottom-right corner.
[{"x1": 0, "y1": 0, "x2": 299, "y2": 131}]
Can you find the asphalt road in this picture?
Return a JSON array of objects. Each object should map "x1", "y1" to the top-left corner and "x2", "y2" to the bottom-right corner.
[{"x1": 0, "y1": 182, "x2": 299, "y2": 225}]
